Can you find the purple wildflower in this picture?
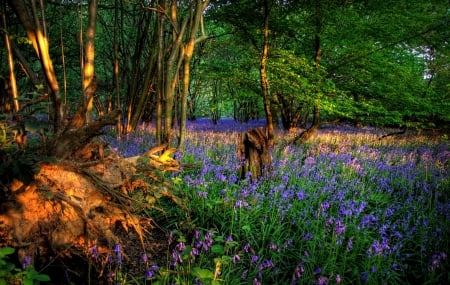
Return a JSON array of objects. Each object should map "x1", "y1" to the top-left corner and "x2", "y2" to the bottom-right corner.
[
  {"x1": 347, "y1": 238, "x2": 353, "y2": 251},
  {"x1": 367, "y1": 238, "x2": 391, "y2": 257},
  {"x1": 429, "y1": 252, "x2": 447, "y2": 272},
  {"x1": 334, "y1": 220, "x2": 346, "y2": 235},
  {"x1": 89, "y1": 245, "x2": 99, "y2": 261},
  {"x1": 303, "y1": 232, "x2": 314, "y2": 241},
  {"x1": 197, "y1": 191, "x2": 208, "y2": 198},
  {"x1": 258, "y1": 259, "x2": 274, "y2": 271},
  {"x1": 145, "y1": 265, "x2": 159, "y2": 279},
  {"x1": 321, "y1": 201, "x2": 330, "y2": 211},
  {"x1": 292, "y1": 263, "x2": 304, "y2": 282},
  {"x1": 317, "y1": 276, "x2": 328, "y2": 285},
  {"x1": 190, "y1": 247, "x2": 199, "y2": 256},
  {"x1": 253, "y1": 277, "x2": 261, "y2": 285},
  {"x1": 176, "y1": 242, "x2": 186, "y2": 251},
  {"x1": 171, "y1": 250, "x2": 183, "y2": 266},
  {"x1": 244, "y1": 243, "x2": 251, "y2": 253},
  {"x1": 168, "y1": 231, "x2": 175, "y2": 245},
  {"x1": 22, "y1": 255, "x2": 32, "y2": 270},
  {"x1": 361, "y1": 272, "x2": 368, "y2": 283}
]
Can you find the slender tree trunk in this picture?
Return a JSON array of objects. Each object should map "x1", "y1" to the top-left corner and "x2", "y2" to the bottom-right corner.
[
  {"x1": 293, "y1": 0, "x2": 322, "y2": 144},
  {"x1": 293, "y1": 105, "x2": 320, "y2": 144},
  {"x1": 163, "y1": 1, "x2": 186, "y2": 144},
  {"x1": 260, "y1": 0, "x2": 274, "y2": 147},
  {"x1": 8, "y1": 0, "x2": 64, "y2": 131},
  {"x1": 124, "y1": 12, "x2": 152, "y2": 133},
  {"x1": 113, "y1": 0, "x2": 123, "y2": 137},
  {"x1": 178, "y1": 0, "x2": 209, "y2": 149},
  {"x1": 156, "y1": 1, "x2": 164, "y2": 145},
  {"x1": 2, "y1": 3, "x2": 19, "y2": 112},
  {"x1": 83, "y1": 0, "x2": 98, "y2": 123}
]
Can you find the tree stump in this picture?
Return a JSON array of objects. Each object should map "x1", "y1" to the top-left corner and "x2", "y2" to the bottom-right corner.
[{"x1": 238, "y1": 127, "x2": 272, "y2": 180}]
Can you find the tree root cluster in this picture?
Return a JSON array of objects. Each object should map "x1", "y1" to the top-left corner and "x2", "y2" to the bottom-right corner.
[{"x1": 0, "y1": 143, "x2": 184, "y2": 282}]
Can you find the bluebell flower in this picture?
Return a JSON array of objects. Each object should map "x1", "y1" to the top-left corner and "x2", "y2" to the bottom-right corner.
[
  {"x1": 89, "y1": 245, "x2": 99, "y2": 261},
  {"x1": 22, "y1": 255, "x2": 32, "y2": 270},
  {"x1": 291, "y1": 263, "x2": 304, "y2": 282},
  {"x1": 244, "y1": 243, "x2": 251, "y2": 253},
  {"x1": 253, "y1": 277, "x2": 261, "y2": 285},
  {"x1": 316, "y1": 276, "x2": 328, "y2": 285},
  {"x1": 190, "y1": 247, "x2": 199, "y2": 256},
  {"x1": 361, "y1": 271, "x2": 368, "y2": 283},
  {"x1": 303, "y1": 232, "x2": 314, "y2": 241}
]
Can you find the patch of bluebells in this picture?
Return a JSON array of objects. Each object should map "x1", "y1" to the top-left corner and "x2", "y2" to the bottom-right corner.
[{"x1": 102, "y1": 120, "x2": 449, "y2": 284}]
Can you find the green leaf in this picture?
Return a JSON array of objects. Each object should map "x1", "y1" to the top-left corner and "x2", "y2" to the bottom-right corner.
[
  {"x1": 211, "y1": 244, "x2": 224, "y2": 255},
  {"x1": 191, "y1": 267, "x2": 213, "y2": 280},
  {"x1": 35, "y1": 273, "x2": 51, "y2": 281},
  {"x1": 241, "y1": 225, "x2": 251, "y2": 232},
  {"x1": 0, "y1": 248, "x2": 15, "y2": 258}
]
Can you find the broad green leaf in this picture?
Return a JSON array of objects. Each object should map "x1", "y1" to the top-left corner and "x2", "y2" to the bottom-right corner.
[
  {"x1": 211, "y1": 244, "x2": 224, "y2": 255},
  {"x1": 0, "y1": 248, "x2": 15, "y2": 258},
  {"x1": 191, "y1": 267, "x2": 213, "y2": 280}
]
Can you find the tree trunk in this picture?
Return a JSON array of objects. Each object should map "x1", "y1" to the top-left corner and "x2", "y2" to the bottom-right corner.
[
  {"x1": 293, "y1": 0, "x2": 322, "y2": 144},
  {"x1": 178, "y1": 0, "x2": 210, "y2": 149},
  {"x1": 156, "y1": 1, "x2": 164, "y2": 144},
  {"x1": 53, "y1": 109, "x2": 121, "y2": 159},
  {"x1": 83, "y1": 0, "x2": 98, "y2": 123},
  {"x1": 260, "y1": 0, "x2": 275, "y2": 147},
  {"x1": 8, "y1": 0, "x2": 64, "y2": 132},
  {"x1": 293, "y1": 105, "x2": 320, "y2": 144},
  {"x1": 1, "y1": 3, "x2": 19, "y2": 113},
  {"x1": 238, "y1": 127, "x2": 272, "y2": 180}
]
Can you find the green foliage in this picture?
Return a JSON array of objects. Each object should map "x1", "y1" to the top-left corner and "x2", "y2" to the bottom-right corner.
[{"x1": 0, "y1": 247, "x2": 50, "y2": 285}]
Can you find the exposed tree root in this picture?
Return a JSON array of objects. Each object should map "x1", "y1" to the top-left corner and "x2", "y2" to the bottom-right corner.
[{"x1": 0, "y1": 143, "x2": 184, "y2": 282}]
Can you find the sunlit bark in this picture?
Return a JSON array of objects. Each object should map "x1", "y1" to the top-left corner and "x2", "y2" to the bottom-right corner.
[
  {"x1": 178, "y1": 0, "x2": 210, "y2": 149},
  {"x1": 113, "y1": 0, "x2": 122, "y2": 137},
  {"x1": 1, "y1": 2, "x2": 19, "y2": 112},
  {"x1": 260, "y1": 0, "x2": 274, "y2": 147},
  {"x1": 8, "y1": 0, "x2": 64, "y2": 131},
  {"x1": 155, "y1": 0, "x2": 164, "y2": 144},
  {"x1": 83, "y1": 0, "x2": 98, "y2": 123}
]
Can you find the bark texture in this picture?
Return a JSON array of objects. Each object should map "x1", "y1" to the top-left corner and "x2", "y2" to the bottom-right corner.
[{"x1": 238, "y1": 127, "x2": 272, "y2": 180}]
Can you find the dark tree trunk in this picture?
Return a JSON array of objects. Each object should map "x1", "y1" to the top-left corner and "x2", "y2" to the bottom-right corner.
[
  {"x1": 293, "y1": 105, "x2": 320, "y2": 144},
  {"x1": 52, "y1": 109, "x2": 121, "y2": 159},
  {"x1": 238, "y1": 127, "x2": 272, "y2": 180}
]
